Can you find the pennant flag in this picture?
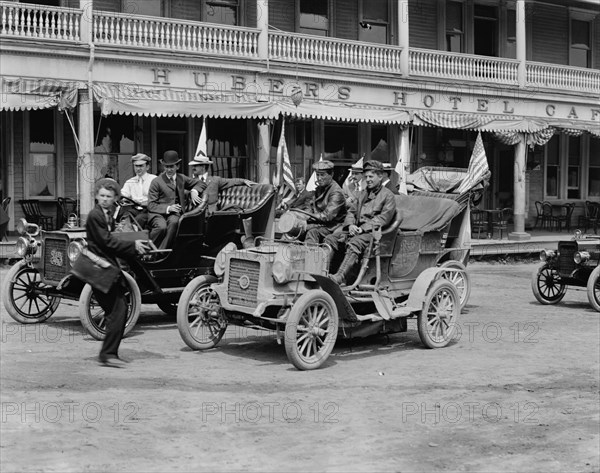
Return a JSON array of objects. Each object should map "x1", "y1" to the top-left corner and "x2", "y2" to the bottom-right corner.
[
  {"x1": 395, "y1": 130, "x2": 408, "y2": 195},
  {"x1": 342, "y1": 156, "x2": 364, "y2": 194},
  {"x1": 457, "y1": 132, "x2": 490, "y2": 194},
  {"x1": 194, "y1": 117, "x2": 207, "y2": 158},
  {"x1": 305, "y1": 154, "x2": 322, "y2": 192},
  {"x1": 276, "y1": 119, "x2": 296, "y2": 201}
]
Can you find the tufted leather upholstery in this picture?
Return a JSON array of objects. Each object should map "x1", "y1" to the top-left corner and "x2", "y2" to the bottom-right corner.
[{"x1": 216, "y1": 184, "x2": 275, "y2": 213}]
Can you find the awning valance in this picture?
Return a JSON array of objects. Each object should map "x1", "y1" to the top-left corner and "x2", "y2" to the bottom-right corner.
[
  {"x1": 1, "y1": 77, "x2": 80, "y2": 111},
  {"x1": 413, "y1": 110, "x2": 549, "y2": 132},
  {"x1": 277, "y1": 100, "x2": 411, "y2": 124}
]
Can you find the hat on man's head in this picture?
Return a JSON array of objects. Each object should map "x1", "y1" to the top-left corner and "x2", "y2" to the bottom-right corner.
[
  {"x1": 381, "y1": 163, "x2": 393, "y2": 173},
  {"x1": 161, "y1": 150, "x2": 181, "y2": 165},
  {"x1": 131, "y1": 153, "x2": 151, "y2": 165},
  {"x1": 313, "y1": 160, "x2": 334, "y2": 171},
  {"x1": 95, "y1": 177, "x2": 122, "y2": 196},
  {"x1": 188, "y1": 151, "x2": 213, "y2": 166},
  {"x1": 363, "y1": 160, "x2": 384, "y2": 172},
  {"x1": 350, "y1": 163, "x2": 363, "y2": 172}
]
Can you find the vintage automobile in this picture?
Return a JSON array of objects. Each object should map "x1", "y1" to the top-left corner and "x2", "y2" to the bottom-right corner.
[
  {"x1": 532, "y1": 230, "x2": 600, "y2": 311},
  {"x1": 177, "y1": 171, "x2": 481, "y2": 370},
  {"x1": 2, "y1": 184, "x2": 276, "y2": 339}
]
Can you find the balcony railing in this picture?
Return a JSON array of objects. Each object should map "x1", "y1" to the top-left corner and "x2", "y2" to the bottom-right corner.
[
  {"x1": 269, "y1": 31, "x2": 403, "y2": 73},
  {"x1": 0, "y1": 1, "x2": 80, "y2": 42},
  {"x1": 410, "y1": 48, "x2": 519, "y2": 85},
  {"x1": 527, "y1": 61, "x2": 600, "y2": 93},
  {"x1": 93, "y1": 11, "x2": 259, "y2": 58}
]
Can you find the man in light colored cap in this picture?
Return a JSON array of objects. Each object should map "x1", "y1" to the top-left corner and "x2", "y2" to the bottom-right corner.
[
  {"x1": 328, "y1": 160, "x2": 396, "y2": 285},
  {"x1": 120, "y1": 153, "x2": 157, "y2": 229},
  {"x1": 188, "y1": 151, "x2": 254, "y2": 213},
  {"x1": 381, "y1": 162, "x2": 399, "y2": 195},
  {"x1": 298, "y1": 160, "x2": 346, "y2": 256},
  {"x1": 343, "y1": 162, "x2": 366, "y2": 208}
]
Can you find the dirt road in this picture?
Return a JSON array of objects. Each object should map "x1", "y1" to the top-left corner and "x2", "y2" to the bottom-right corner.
[{"x1": 1, "y1": 262, "x2": 598, "y2": 472}]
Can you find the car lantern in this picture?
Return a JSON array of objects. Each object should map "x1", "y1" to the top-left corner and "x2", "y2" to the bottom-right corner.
[
  {"x1": 67, "y1": 239, "x2": 87, "y2": 263},
  {"x1": 15, "y1": 218, "x2": 41, "y2": 258},
  {"x1": 213, "y1": 242, "x2": 238, "y2": 277},
  {"x1": 574, "y1": 251, "x2": 590, "y2": 264},
  {"x1": 539, "y1": 249, "x2": 556, "y2": 262},
  {"x1": 272, "y1": 244, "x2": 304, "y2": 284}
]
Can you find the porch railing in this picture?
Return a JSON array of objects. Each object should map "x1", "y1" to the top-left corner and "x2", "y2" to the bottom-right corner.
[
  {"x1": 410, "y1": 48, "x2": 519, "y2": 85},
  {"x1": 269, "y1": 31, "x2": 403, "y2": 73},
  {"x1": 527, "y1": 61, "x2": 600, "y2": 94},
  {"x1": 93, "y1": 11, "x2": 259, "y2": 58},
  {"x1": 0, "y1": 1, "x2": 80, "y2": 42}
]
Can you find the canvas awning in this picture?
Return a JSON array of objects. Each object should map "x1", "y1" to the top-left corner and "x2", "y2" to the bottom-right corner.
[
  {"x1": 1, "y1": 77, "x2": 80, "y2": 111},
  {"x1": 277, "y1": 100, "x2": 412, "y2": 124}
]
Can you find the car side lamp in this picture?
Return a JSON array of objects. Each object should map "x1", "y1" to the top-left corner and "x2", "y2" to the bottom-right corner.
[
  {"x1": 540, "y1": 250, "x2": 556, "y2": 261},
  {"x1": 574, "y1": 251, "x2": 590, "y2": 264}
]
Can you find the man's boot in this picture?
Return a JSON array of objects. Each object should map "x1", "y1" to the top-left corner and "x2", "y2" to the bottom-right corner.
[{"x1": 330, "y1": 252, "x2": 358, "y2": 285}]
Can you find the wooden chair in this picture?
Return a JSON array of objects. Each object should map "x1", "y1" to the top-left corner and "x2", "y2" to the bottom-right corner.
[
  {"x1": 0, "y1": 197, "x2": 10, "y2": 241},
  {"x1": 533, "y1": 201, "x2": 545, "y2": 229},
  {"x1": 492, "y1": 208, "x2": 512, "y2": 240},
  {"x1": 19, "y1": 199, "x2": 54, "y2": 230},
  {"x1": 552, "y1": 203, "x2": 575, "y2": 233},
  {"x1": 470, "y1": 209, "x2": 487, "y2": 239},
  {"x1": 541, "y1": 201, "x2": 554, "y2": 230},
  {"x1": 578, "y1": 201, "x2": 599, "y2": 234},
  {"x1": 57, "y1": 197, "x2": 78, "y2": 229}
]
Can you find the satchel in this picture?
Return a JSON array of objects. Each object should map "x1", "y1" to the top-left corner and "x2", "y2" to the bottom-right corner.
[{"x1": 69, "y1": 249, "x2": 120, "y2": 294}]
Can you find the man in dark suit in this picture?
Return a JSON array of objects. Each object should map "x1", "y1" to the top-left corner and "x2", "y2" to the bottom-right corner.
[
  {"x1": 147, "y1": 150, "x2": 204, "y2": 248},
  {"x1": 188, "y1": 152, "x2": 254, "y2": 213},
  {"x1": 382, "y1": 163, "x2": 400, "y2": 195},
  {"x1": 86, "y1": 178, "x2": 149, "y2": 367}
]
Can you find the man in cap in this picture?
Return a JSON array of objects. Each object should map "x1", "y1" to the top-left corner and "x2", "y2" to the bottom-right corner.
[
  {"x1": 343, "y1": 162, "x2": 366, "y2": 208},
  {"x1": 147, "y1": 150, "x2": 204, "y2": 249},
  {"x1": 298, "y1": 160, "x2": 346, "y2": 248},
  {"x1": 188, "y1": 152, "x2": 254, "y2": 213},
  {"x1": 329, "y1": 160, "x2": 397, "y2": 285},
  {"x1": 120, "y1": 153, "x2": 157, "y2": 229},
  {"x1": 382, "y1": 163, "x2": 399, "y2": 195}
]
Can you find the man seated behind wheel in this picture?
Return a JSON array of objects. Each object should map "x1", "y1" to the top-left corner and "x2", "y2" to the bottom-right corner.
[
  {"x1": 298, "y1": 160, "x2": 346, "y2": 248},
  {"x1": 188, "y1": 152, "x2": 254, "y2": 213},
  {"x1": 120, "y1": 153, "x2": 157, "y2": 229},
  {"x1": 328, "y1": 160, "x2": 397, "y2": 285},
  {"x1": 147, "y1": 150, "x2": 204, "y2": 249}
]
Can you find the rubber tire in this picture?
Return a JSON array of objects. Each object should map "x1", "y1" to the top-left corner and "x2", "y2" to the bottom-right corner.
[
  {"x1": 586, "y1": 266, "x2": 600, "y2": 312},
  {"x1": 157, "y1": 302, "x2": 178, "y2": 316},
  {"x1": 439, "y1": 260, "x2": 471, "y2": 311},
  {"x1": 2, "y1": 260, "x2": 60, "y2": 324},
  {"x1": 79, "y1": 272, "x2": 142, "y2": 341},
  {"x1": 418, "y1": 279, "x2": 460, "y2": 349},
  {"x1": 177, "y1": 275, "x2": 224, "y2": 350},
  {"x1": 531, "y1": 263, "x2": 566, "y2": 305},
  {"x1": 284, "y1": 290, "x2": 339, "y2": 371}
]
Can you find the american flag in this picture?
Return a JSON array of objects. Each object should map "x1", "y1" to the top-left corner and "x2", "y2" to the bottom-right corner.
[
  {"x1": 275, "y1": 119, "x2": 296, "y2": 200},
  {"x1": 457, "y1": 132, "x2": 490, "y2": 194}
]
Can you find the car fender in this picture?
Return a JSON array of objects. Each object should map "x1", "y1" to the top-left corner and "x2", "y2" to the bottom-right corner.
[
  {"x1": 310, "y1": 274, "x2": 360, "y2": 323},
  {"x1": 406, "y1": 267, "x2": 447, "y2": 312}
]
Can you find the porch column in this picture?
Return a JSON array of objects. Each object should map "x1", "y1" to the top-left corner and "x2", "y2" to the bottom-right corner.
[
  {"x1": 516, "y1": 0, "x2": 526, "y2": 88},
  {"x1": 78, "y1": 90, "x2": 96, "y2": 223},
  {"x1": 508, "y1": 135, "x2": 530, "y2": 241},
  {"x1": 257, "y1": 0, "x2": 268, "y2": 61},
  {"x1": 256, "y1": 121, "x2": 271, "y2": 184},
  {"x1": 398, "y1": 0, "x2": 410, "y2": 77}
]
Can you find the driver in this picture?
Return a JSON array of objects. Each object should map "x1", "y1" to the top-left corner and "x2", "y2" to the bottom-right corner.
[
  {"x1": 120, "y1": 153, "x2": 157, "y2": 229},
  {"x1": 188, "y1": 152, "x2": 254, "y2": 213},
  {"x1": 147, "y1": 150, "x2": 204, "y2": 249}
]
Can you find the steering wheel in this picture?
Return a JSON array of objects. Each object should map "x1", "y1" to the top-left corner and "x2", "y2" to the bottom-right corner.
[{"x1": 119, "y1": 195, "x2": 144, "y2": 211}]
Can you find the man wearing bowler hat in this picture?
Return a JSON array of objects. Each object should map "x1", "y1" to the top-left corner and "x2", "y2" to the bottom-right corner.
[
  {"x1": 147, "y1": 150, "x2": 204, "y2": 249},
  {"x1": 120, "y1": 153, "x2": 157, "y2": 229},
  {"x1": 188, "y1": 151, "x2": 254, "y2": 213},
  {"x1": 381, "y1": 162, "x2": 399, "y2": 195},
  {"x1": 301, "y1": 160, "x2": 346, "y2": 248}
]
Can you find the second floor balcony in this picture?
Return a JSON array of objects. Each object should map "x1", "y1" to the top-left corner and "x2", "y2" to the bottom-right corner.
[{"x1": 1, "y1": 1, "x2": 599, "y2": 95}]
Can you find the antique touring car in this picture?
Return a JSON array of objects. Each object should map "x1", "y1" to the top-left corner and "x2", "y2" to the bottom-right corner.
[
  {"x1": 532, "y1": 230, "x2": 600, "y2": 311},
  {"x1": 177, "y1": 168, "x2": 483, "y2": 370},
  {"x1": 2, "y1": 185, "x2": 276, "y2": 339}
]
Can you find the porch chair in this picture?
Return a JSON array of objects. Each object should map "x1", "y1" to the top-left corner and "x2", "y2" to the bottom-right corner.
[
  {"x1": 541, "y1": 201, "x2": 554, "y2": 231},
  {"x1": 551, "y1": 203, "x2": 575, "y2": 233},
  {"x1": 533, "y1": 201, "x2": 546, "y2": 229},
  {"x1": 470, "y1": 209, "x2": 487, "y2": 239},
  {"x1": 19, "y1": 199, "x2": 54, "y2": 231},
  {"x1": 1, "y1": 197, "x2": 10, "y2": 241},
  {"x1": 577, "y1": 201, "x2": 599, "y2": 234},
  {"x1": 492, "y1": 208, "x2": 512, "y2": 240}
]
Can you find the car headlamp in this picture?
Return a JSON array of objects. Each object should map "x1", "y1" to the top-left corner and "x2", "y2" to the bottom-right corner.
[
  {"x1": 67, "y1": 240, "x2": 86, "y2": 263},
  {"x1": 16, "y1": 237, "x2": 30, "y2": 257},
  {"x1": 16, "y1": 218, "x2": 28, "y2": 235},
  {"x1": 272, "y1": 260, "x2": 292, "y2": 284},
  {"x1": 540, "y1": 250, "x2": 555, "y2": 261},
  {"x1": 214, "y1": 242, "x2": 237, "y2": 277},
  {"x1": 574, "y1": 251, "x2": 590, "y2": 264}
]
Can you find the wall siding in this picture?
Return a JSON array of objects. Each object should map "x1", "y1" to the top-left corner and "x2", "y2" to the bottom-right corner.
[
  {"x1": 594, "y1": 15, "x2": 600, "y2": 69},
  {"x1": 531, "y1": 4, "x2": 568, "y2": 65},
  {"x1": 334, "y1": 0, "x2": 358, "y2": 40},
  {"x1": 62, "y1": 114, "x2": 78, "y2": 199},
  {"x1": 94, "y1": 0, "x2": 120, "y2": 13},
  {"x1": 247, "y1": 0, "x2": 257, "y2": 28},
  {"x1": 409, "y1": 0, "x2": 438, "y2": 49},
  {"x1": 170, "y1": 0, "x2": 201, "y2": 21},
  {"x1": 14, "y1": 113, "x2": 24, "y2": 223},
  {"x1": 269, "y1": 0, "x2": 295, "y2": 32}
]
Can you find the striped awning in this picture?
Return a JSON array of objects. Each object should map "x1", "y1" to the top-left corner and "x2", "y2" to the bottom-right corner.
[
  {"x1": 413, "y1": 110, "x2": 549, "y2": 132},
  {"x1": 1, "y1": 77, "x2": 80, "y2": 111}
]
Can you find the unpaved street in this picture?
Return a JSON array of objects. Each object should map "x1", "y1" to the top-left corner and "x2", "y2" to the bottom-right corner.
[{"x1": 1, "y1": 262, "x2": 599, "y2": 472}]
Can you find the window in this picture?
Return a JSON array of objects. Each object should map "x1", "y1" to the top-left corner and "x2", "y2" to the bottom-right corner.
[
  {"x1": 570, "y1": 19, "x2": 591, "y2": 68},
  {"x1": 589, "y1": 138, "x2": 600, "y2": 197},
  {"x1": 446, "y1": 1, "x2": 464, "y2": 53},
  {"x1": 567, "y1": 136, "x2": 581, "y2": 199},
  {"x1": 292, "y1": 120, "x2": 313, "y2": 179},
  {"x1": 474, "y1": 4, "x2": 498, "y2": 57},
  {"x1": 27, "y1": 110, "x2": 57, "y2": 199},
  {"x1": 505, "y1": 8, "x2": 516, "y2": 59},
  {"x1": 299, "y1": 0, "x2": 329, "y2": 36},
  {"x1": 123, "y1": 0, "x2": 162, "y2": 17},
  {"x1": 370, "y1": 125, "x2": 388, "y2": 160},
  {"x1": 545, "y1": 135, "x2": 559, "y2": 198},
  {"x1": 359, "y1": 0, "x2": 389, "y2": 44},
  {"x1": 324, "y1": 122, "x2": 358, "y2": 185},
  {"x1": 206, "y1": 119, "x2": 248, "y2": 178},
  {"x1": 205, "y1": 0, "x2": 239, "y2": 26},
  {"x1": 94, "y1": 113, "x2": 135, "y2": 183}
]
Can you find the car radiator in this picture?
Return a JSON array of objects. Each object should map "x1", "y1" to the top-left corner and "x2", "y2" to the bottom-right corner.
[
  {"x1": 227, "y1": 258, "x2": 260, "y2": 307},
  {"x1": 557, "y1": 243, "x2": 576, "y2": 276},
  {"x1": 43, "y1": 237, "x2": 69, "y2": 283}
]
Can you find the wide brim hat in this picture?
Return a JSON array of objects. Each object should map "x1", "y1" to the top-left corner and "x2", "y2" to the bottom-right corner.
[
  {"x1": 363, "y1": 160, "x2": 384, "y2": 172},
  {"x1": 161, "y1": 150, "x2": 181, "y2": 165},
  {"x1": 131, "y1": 153, "x2": 151, "y2": 165},
  {"x1": 188, "y1": 153, "x2": 213, "y2": 166}
]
